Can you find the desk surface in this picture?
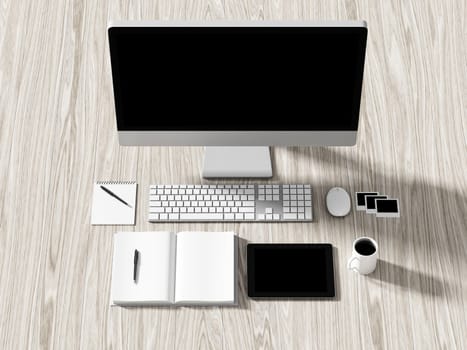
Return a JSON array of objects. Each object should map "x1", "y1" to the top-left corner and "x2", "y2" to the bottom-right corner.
[{"x1": 0, "y1": 1, "x2": 465, "y2": 349}]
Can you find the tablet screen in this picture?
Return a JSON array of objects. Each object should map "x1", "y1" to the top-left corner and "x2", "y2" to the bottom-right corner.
[{"x1": 247, "y1": 244, "x2": 335, "y2": 297}]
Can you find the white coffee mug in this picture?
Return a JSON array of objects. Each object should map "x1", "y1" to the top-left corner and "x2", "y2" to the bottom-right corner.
[{"x1": 347, "y1": 237, "x2": 378, "y2": 275}]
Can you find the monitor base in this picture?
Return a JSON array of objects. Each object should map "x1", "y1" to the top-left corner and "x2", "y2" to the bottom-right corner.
[{"x1": 202, "y1": 147, "x2": 273, "y2": 178}]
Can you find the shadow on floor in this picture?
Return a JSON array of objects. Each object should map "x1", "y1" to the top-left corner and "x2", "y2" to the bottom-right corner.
[{"x1": 368, "y1": 259, "x2": 450, "y2": 297}]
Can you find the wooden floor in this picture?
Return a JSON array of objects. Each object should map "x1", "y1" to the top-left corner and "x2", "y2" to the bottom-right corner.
[{"x1": 1, "y1": 0, "x2": 466, "y2": 349}]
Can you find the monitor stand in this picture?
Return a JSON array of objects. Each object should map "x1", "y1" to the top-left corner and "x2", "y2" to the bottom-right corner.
[{"x1": 202, "y1": 147, "x2": 273, "y2": 178}]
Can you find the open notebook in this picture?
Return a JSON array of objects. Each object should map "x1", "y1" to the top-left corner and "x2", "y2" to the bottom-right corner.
[{"x1": 110, "y1": 231, "x2": 237, "y2": 306}]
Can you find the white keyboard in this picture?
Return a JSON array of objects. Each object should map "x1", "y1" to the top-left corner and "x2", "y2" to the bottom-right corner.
[{"x1": 148, "y1": 184, "x2": 312, "y2": 222}]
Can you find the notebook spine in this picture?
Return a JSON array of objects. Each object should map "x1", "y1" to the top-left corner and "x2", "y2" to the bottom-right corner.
[{"x1": 96, "y1": 181, "x2": 136, "y2": 185}]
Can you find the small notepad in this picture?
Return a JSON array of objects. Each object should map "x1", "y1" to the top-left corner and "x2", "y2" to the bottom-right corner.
[{"x1": 91, "y1": 181, "x2": 137, "y2": 225}]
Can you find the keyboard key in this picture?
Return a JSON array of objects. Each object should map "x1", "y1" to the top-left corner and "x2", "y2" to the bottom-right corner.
[
  {"x1": 283, "y1": 213, "x2": 297, "y2": 220},
  {"x1": 235, "y1": 213, "x2": 244, "y2": 220},
  {"x1": 225, "y1": 213, "x2": 235, "y2": 220},
  {"x1": 239, "y1": 207, "x2": 255, "y2": 213},
  {"x1": 265, "y1": 208, "x2": 273, "y2": 214},
  {"x1": 257, "y1": 214, "x2": 265, "y2": 220},
  {"x1": 149, "y1": 213, "x2": 158, "y2": 220},
  {"x1": 245, "y1": 213, "x2": 255, "y2": 220},
  {"x1": 180, "y1": 213, "x2": 224, "y2": 220},
  {"x1": 169, "y1": 213, "x2": 179, "y2": 220}
]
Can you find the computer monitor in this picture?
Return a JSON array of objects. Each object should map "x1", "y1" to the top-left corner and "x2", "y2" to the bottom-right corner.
[{"x1": 108, "y1": 21, "x2": 367, "y2": 177}]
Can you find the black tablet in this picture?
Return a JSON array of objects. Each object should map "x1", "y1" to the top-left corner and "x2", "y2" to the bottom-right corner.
[{"x1": 247, "y1": 244, "x2": 335, "y2": 298}]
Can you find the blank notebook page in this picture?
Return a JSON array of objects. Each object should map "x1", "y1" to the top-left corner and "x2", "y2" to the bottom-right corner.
[
  {"x1": 174, "y1": 232, "x2": 236, "y2": 304},
  {"x1": 111, "y1": 232, "x2": 175, "y2": 304}
]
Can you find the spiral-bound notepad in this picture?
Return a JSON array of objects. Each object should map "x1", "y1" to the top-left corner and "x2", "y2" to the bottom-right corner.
[{"x1": 91, "y1": 181, "x2": 137, "y2": 225}]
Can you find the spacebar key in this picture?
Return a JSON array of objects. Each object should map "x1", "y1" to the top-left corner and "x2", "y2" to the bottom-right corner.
[{"x1": 179, "y1": 213, "x2": 224, "y2": 221}]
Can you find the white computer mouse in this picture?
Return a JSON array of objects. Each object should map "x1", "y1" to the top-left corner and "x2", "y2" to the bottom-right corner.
[{"x1": 326, "y1": 187, "x2": 351, "y2": 217}]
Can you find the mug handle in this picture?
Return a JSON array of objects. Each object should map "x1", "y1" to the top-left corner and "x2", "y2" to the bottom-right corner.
[{"x1": 347, "y1": 256, "x2": 360, "y2": 273}]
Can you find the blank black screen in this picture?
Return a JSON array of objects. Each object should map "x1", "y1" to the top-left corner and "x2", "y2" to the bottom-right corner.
[
  {"x1": 376, "y1": 199, "x2": 398, "y2": 212},
  {"x1": 108, "y1": 26, "x2": 367, "y2": 130},
  {"x1": 247, "y1": 244, "x2": 334, "y2": 297}
]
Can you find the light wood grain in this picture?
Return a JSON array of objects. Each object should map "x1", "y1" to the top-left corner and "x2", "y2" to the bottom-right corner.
[{"x1": 1, "y1": 0, "x2": 466, "y2": 349}]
